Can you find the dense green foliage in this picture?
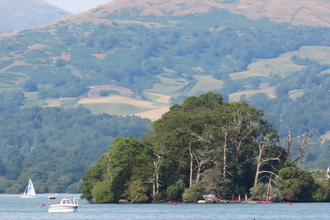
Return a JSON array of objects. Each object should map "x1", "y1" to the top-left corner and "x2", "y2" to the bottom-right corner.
[
  {"x1": 0, "y1": 90, "x2": 25, "y2": 112},
  {"x1": 0, "y1": 106, "x2": 150, "y2": 193},
  {"x1": 278, "y1": 167, "x2": 314, "y2": 202},
  {"x1": 312, "y1": 178, "x2": 330, "y2": 202},
  {"x1": 182, "y1": 183, "x2": 206, "y2": 202},
  {"x1": 81, "y1": 93, "x2": 287, "y2": 203},
  {"x1": 81, "y1": 137, "x2": 153, "y2": 203}
]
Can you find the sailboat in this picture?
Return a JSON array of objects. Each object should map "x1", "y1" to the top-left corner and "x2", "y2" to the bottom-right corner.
[{"x1": 21, "y1": 179, "x2": 36, "y2": 198}]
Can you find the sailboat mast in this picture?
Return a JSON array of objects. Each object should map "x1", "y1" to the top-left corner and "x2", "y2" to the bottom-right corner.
[{"x1": 266, "y1": 177, "x2": 271, "y2": 201}]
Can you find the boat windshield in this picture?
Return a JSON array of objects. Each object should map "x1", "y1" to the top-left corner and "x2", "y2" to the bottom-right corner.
[{"x1": 60, "y1": 198, "x2": 77, "y2": 205}]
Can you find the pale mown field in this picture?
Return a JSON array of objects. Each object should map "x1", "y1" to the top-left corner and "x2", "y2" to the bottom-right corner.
[
  {"x1": 146, "y1": 75, "x2": 188, "y2": 93},
  {"x1": 189, "y1": 75, "x2": 224, "y2": 94},
  {"x1": 229, "y1": 51, "x2": 304, "y2": 80},
  {"x1": 229, "y1": 87, "x2": 276, "y2": 102},
  {"x1": 77, "y1": 91, "x2": 171, "y2": 121}
]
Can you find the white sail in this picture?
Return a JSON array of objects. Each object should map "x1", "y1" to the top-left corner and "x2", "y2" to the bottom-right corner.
[
  {"x1": 21, "y1": 179, "x2": 36, "y2": 198},
  {"x1": 327, "y1": 167, "x2": 330, "y2": 179}
]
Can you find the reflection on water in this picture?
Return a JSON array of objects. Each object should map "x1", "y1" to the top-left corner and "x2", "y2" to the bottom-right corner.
[{"x1": 0, "y1": 194, "x2": 327, "y2": 220}]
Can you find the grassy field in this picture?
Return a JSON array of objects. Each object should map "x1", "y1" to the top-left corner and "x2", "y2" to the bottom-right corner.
[
  {"x1": 144, "y1": 92, "x2": 171, "y2": 104},
  {"x1": 80, "y1": 103, "x2": 151, "y2": 116},
  {"x1": 134, "y1": 106, "x2": 170, "y2": 121},
  {"x1": 78, "y1": 95, "x2": 160, "y2": 108},
  {"x1": 89, "y1": 85, "x2": 134, "y2": 97},
  {"x1": 75, "y1": 86, "x2": 172, "y2": 120},
  {"x1": 189, "y1": 75, "x2": 224, "y2": 94},
  {"x1": 43, "y1": 98, "x2": 77, "y2": 107},
  {"x1": 229, "y1": 87, "x2": 276, "y2": 102},
  {"x1": 146, "y1": 75, "x2": 188, "y2": 93},
  {"x1": 77, "y1": 95, "x2": 169, "y2": 120},
  {"x1": 229, "y1": 51, "x2": 304, "y2": 80},
  {"x1": 298, "y1": 46, "x2": 330, "y2": 63}
]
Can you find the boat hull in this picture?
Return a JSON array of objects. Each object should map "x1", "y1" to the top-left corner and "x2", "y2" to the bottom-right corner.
[
  {"x1": 48, "y1": 205, "x2": 78, "y2": 213},
  {"x1": 21, "y1": 195, "x2": 36, "y2": 198}
]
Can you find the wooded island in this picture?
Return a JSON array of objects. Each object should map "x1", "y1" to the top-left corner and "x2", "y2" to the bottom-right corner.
[{"x1": 81, "y1": 93, "x2": 328, "y2": 203}]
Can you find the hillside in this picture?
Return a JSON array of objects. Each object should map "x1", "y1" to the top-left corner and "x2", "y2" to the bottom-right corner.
[
  {"x1": 0, "y1": 0, "x2": 72, "y2": 32},
  {"x1": 47, "y1": 0, "x2": 330, "y2": 27},
  {"x1": 0, "y1": 0, "x2": 330, "y2": 173},
  {"x1": 232, "y1": 0, "x2": 330, "y2": 27},
  {"x1": 0, "y1": 0, "x2": 329, "y2": 123}
]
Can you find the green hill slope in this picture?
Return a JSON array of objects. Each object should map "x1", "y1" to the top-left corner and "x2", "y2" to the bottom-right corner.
[
  {"x1": 1, "y1": 0, "x2": 330, "y2": 175},
  {"x1": 0, "y1": 0, "x2": 330, "y2": 131}
]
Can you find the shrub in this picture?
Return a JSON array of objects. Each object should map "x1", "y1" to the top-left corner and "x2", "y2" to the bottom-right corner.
[
  {"x1": 182, "y1": 182, "x2": 206, "y2": 202},
  {"x1": 123, "y1": 180, "x2": 149, "y2": 203},
  {"x1": 166, "y1": 185, "x2": 183, "y2": 201},
  {"x1": 22, "y1": 80, "x2": 38, "y2": 92},
  {"x1": 99, "y1": 90, "x2": 109, "y2": 97},
  {"x1": 91, "y1": 181, "x2": 114, "y2": 203},
  {"x1": 55, "y1": 59, "x2": 66, "y2": 67}
]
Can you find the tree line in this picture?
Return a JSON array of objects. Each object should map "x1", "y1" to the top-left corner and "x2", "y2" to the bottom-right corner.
[{"x1": 0, "y1": 104, "x2": 150, "y2": 194}]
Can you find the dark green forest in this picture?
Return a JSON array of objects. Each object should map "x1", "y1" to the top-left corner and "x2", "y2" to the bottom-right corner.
[
  {"x1": 81, "y1": 93, "x2": 330, "y2": 203},
  {"x1": 0, "y1": 91, "x2": 150, "y2": 193}
]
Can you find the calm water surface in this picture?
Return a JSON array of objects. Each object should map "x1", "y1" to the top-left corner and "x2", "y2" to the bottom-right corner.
[{"x1": 0, "y1": 194, "x2": 328, "y2": 219}]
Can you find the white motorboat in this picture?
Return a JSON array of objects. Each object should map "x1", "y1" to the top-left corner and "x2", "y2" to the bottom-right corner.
[
  {"x1": 21, "y1": 179, "x2": 36, "y2": 198},
  {"x1": 48, "y1": 194, "x2": 57, "y2": 199},
  {"x1": 48, "y1": 198, "x2": 79, "y2": 212}
]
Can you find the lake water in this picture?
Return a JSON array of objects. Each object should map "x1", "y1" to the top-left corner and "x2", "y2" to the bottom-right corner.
[{"x1": 0, "y1": 194, "x2": 328, "y2": 219}]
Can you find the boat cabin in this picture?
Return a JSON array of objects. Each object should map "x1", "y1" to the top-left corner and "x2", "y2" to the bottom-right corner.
[{"x1": 60, "y1": 198, "x2": 78, "y2": 206}]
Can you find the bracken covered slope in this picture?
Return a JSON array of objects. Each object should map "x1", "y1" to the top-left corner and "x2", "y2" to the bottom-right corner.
[{"x1": 46, "y1": 0, "x2": 330, "y2": 27}]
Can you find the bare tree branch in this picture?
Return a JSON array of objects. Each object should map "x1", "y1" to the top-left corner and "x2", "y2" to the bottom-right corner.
[{"x1": 286, "y1": 129, "x2": 318, "y2": 164}]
